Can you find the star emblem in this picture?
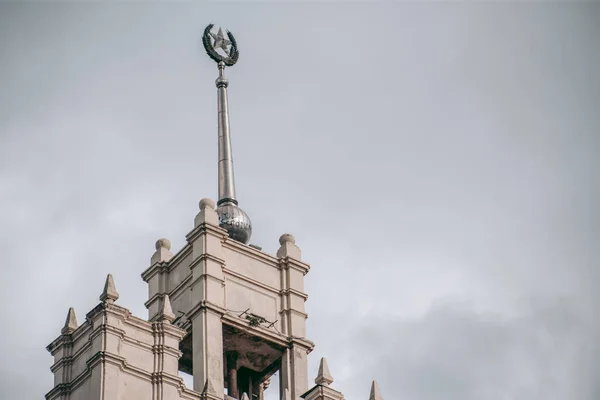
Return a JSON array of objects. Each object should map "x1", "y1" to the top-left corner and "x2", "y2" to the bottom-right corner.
[{"x1": 210, "y1": 27, "x2": 231, "y2": 56}]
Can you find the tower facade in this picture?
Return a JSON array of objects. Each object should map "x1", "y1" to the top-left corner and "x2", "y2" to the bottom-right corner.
[
  {"x1": 142, "y1": 202, "x2": 313, "y2": 400},
  {"x1": 45, "y1": 25, "x2": 384, "y2": 400}
]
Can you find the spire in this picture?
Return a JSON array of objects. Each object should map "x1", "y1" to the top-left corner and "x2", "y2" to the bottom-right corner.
[
  {"x1": 61, "y1": 307, "x2": 78, "y2": 334},
  {"x1": 315, "y1": 357, "x2": 334, "y2": 386},
  {"x1": 369, "y1": 381, "x2": 382, "y2": 400},
  {"x1": 99, "y1": 273, "x2": 119, "y2": 304},
  {"x1": 216, "y1": 60, "x2": 237, "y2": 207},
  {"x1": 202, "y1": 24, "x2": 252, "y2": 244}
]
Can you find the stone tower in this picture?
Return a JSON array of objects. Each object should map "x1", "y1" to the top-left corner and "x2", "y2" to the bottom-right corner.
[{"x1": 45, "y1": 25, "x2": 384, "y2": 400}]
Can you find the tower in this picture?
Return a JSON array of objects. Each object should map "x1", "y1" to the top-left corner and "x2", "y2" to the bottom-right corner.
[{"x1": 45, "y1": 25, "x2": 384, "y2": 400}]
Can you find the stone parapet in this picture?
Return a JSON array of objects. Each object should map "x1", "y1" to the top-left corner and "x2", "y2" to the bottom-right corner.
[{"x1": 46, "y1": 275, "x2": 197, "y2": 400}]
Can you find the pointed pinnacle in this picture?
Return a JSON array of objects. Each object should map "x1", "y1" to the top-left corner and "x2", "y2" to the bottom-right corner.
[
  {"x1": 241, "y1": 393, "x2": 250, "y2": 400},
  {"x1": 202, "y1": 377, "x2": 216, "y2": 395},
  {"x1": 61, "y1": 307, "x2": 78, "y2": 334},
  {"x1": 315, "y1": 357, "x2": 334, "y2": 386},
  {"x1": 369, "y1": 380, "x2": 382, "y2": 400},
  {"x1": 99, "y1": 274, "x2": 119, "y2": 304},
  {"x1": 159, "y1": 294, "x2": 176, "y2": 323}
]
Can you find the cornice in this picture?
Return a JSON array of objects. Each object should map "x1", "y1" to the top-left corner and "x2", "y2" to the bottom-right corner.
[
  {"x1": 167, "y1": 243, "x2": 193, "y2": 270},
  {"x1": 288, "y1": 336, "x2": 315, "y2": 352},
  {"x1": 151, "y1": 371, "x2": 201, "y2": 400},
  {"x1": 221, "y1": 314, "x2": 289, "y2": 348},
  {"x1": 189, "y1": 252, "x2": 226, "y2": 270},
  {"x1": 152, "y1": 344, "x2": 183, "y2": 359},
  {"x1": 187, "y1": 300, "x2": 227, "y2": 320},
  {"x1": 46, "y1": 334, "x2": 70, "y2": 355},
  {"x1": 188, "y1": 273, "x2": 225, "y2": 295},
  {"x1": 144, "y1": 292, "x2": 163, "y2": 310},
  {"x1": 50, "y1": 322, "x2": 183, "y2": 374},
  {"x1": 279, "y1": 308, "x2": 309, "y2": 319},
  {"x1": 279, "y1": 256, "x2": 311, "y2": 275},
  {"x1": 280, "y1": 288, "x2": 309, "y2": 301},
  {"x1": 222, "y1": 238, "x2": 280, "y2": 268},
  {"x1": 141, "y1": 243, "x2": 192, "y2": 283},
  {"x1": 186, "y1": 222, "x2": 229, "y2": 243},
  {"x1": 47, "y1": 316, "x2": 93, "y2": 355},
  {"x1": 152, "y1": 320, "x2": 187, "y2": 340},
  {"x1": 301, "y1": 384, "x2": 344, "y2": 400},
  {"x1": 140, "y1": 261, "x2": 170, "y2": 283}
]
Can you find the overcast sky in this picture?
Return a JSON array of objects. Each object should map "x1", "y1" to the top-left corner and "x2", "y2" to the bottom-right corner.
[{"x1": 0, "y1": 2, "x2": 598, "y2": 400}]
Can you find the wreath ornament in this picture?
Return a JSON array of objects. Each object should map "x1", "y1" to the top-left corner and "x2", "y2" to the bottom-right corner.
[{"x1": 202, "y1": 24, "x2": 239, "y2": 67}]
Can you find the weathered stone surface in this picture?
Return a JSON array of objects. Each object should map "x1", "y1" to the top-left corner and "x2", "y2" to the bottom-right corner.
[
  {"x1": 315, "y1": 357, "x2": 333, "y2": 386},
  {"x1": 46, "y1": 278, "x2": 193, "y2": 400},
  {"x1": 99, "y1": 273, "x2": 119, "y2": 303},
  {"x1": 47, "y1": 191, "x2": 361, "y2": 400},
  {"x1": 61, "y1": 307, "x2": 78, "y2": 335},
  {"x1": 159, "y1": 294, "x2": 176, "y2": 322},
  {"x1": 152, "y1": 238, "x2": 174, "y2": 264},
  {"x1": 277, "y1": 233, "x2": 301, "y2": 259},
  {"x1": 369, "y1": 381, "x2": 382, "y2": 400}
]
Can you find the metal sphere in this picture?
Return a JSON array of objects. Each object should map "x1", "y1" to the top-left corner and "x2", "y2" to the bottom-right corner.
[
  {"x1": 215, "y1": 76, "x2": 229, "y2": 88},
  {"x1": 217, "y1": 202, "x2": 252, "y2": 244}
]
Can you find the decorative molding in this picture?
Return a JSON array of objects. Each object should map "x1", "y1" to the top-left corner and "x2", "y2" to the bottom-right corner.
[
  {"x1": 279, "y1": 308, "x2": 309, "y2": 319},
  {"x1": 221, "y1": 314, "x2": 289, "y2": 348},
  {"x1": 188, "y1": 273, "x2": 225, "y2": 293},
  {"x1": 279, "y1": 256, "x2": 311, "y2": 275},
  {"x1": 186, "y1": 300, "x2": 227, "y2": 320},
  {"x1": 222, "y1": 238, "x2": 280, "y2": 267},
  {"x1": 189, "y1": 253, "x2": 226, "y2": 270},
  {"x1": 223, "y1": 268, "x2": 281, "y2": 295},
  {"x1": 141, "y1": 244, "x2": 193, "y2": 283},
  {"x1": 141, "y1": 261, "x2": 170, "y2": 283},
  {"x1": 185, "y1": 222, "x2": 228, "y2": 244},
  {"x1": 280, "y1": 288, "x2": 309, "y2": 301}
]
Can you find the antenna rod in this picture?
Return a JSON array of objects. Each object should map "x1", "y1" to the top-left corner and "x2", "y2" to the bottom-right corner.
[{"x1": 216, "y1": 61, "x2": 237, "y2": 206}]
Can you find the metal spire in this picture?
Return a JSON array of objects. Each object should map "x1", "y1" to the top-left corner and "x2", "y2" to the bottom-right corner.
[
  {"x1": 216, "y1": 61, "x2": 237, "y2": 206},
  {"x1": 202, "y1": 24, "x2": 252, "y2": 244}
]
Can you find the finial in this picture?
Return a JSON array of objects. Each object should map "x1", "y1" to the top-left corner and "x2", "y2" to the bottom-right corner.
[
  {"x1": 158, "y1": 294, "x2": 176, "y2": 323},
  {"x1": 279, "y1": 233, "x2": 296, "y2": 246},
  {"x1": 199, "y1": 198, "x2": 216, "y2": 211},
  {"x1": 155, "y1": 238, "x2": 171, "y2": 251},
  {"x1": 202, "y1": 24, "x2": 239, "y2": 67},
  {"x1": 152, "y1": 238, "x2": 174, "y2": 264},
  {"x1": 277, "y1": 233, "x2": 301, "y2": 259},
  {"x1": 315, "y1": 357, "x2": 334, "y2": 386},
  {"x1": 61, "y1": 307, "x2": 78, "y2": 334},
  {"x1": 202, "y1": 24, "x2": 252, "y2": 244},
  {"x1": 241, "y1": 393, "x2": 250, "y2": 400},
  {"x1": 99, "y1": 274, "x2": 119, "y2": 304},
  {"x1": 369, "y1": 381, "x2": 382, "y2": 400}
]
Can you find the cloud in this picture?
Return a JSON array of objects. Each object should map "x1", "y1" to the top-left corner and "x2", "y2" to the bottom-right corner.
[
  {"x1": 0, "y1": 2, "x2": 598, "y2": 400},
  {"x1": 336, "y1": 298, "x2": 600, "y2": 400}
]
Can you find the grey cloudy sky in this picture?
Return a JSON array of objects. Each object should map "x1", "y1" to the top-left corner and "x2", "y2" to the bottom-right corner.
[{"x1": 0, "y1": 2, "x2": 598, "y2": 400}]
